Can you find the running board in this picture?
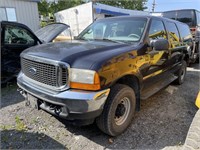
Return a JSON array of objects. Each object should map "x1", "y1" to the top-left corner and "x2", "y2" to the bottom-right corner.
[{"x1": 141, "y1": 74, "x2": 177, "y2": 100}]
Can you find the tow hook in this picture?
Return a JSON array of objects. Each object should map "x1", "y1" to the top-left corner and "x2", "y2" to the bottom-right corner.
[
  {"x1": 55, "y1": 107, "x2": 61, "y2": 115},
  {"x1": 49, "y1": 105, "x2": 61, "y2": 115},
  {"x1": 17, "y1": 88, "x2": 27, "y2": 98}
]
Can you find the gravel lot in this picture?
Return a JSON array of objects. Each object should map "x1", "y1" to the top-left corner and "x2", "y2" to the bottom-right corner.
[{"x1": 1, "y1": 64, "x2": 199, "y2": 149}]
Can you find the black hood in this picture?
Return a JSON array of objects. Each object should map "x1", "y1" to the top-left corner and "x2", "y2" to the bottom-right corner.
[{"x1": 22, "y1": 40, "x2": 140, "y2": 70}]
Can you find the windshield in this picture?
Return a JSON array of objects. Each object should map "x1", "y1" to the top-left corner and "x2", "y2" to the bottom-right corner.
[{"x1": 77, "y1": 18, "x2": 147, "y2": 43}]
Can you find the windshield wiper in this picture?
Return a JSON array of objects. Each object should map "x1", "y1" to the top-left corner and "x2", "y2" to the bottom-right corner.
[
  {"x1": 76, "y1": 37, "x2": 91, "y2": 41},
  {"x1": 101, "y1": 38, "x2": 125, "y2": 44}
]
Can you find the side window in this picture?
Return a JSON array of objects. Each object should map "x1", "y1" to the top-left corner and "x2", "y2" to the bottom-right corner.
[
  {"x1": 196, "y1": 11, "x2": 200, "y2": 26},
  {"x1": 4, "y1": 25, "x2": 35, "y2": 45},
  {"x1": 177, "y1": 24, "x2": 193, "y2": 44},
  {"x1": 165, "y1": 22, "x2": 180, "y2": 43},
  {"x1": 149, "y1": 20, "x2": 167, "y2": 40}
]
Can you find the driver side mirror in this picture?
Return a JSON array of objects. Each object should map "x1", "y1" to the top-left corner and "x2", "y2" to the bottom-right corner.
[{"x1": 150, "y1": 39, "x2": 169, "y2": 51}]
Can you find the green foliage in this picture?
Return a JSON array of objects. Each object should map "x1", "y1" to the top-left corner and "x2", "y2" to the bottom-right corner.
[
  {"x1": 38, "y1": 0, "x2": 147, "y2": 17},
  {"x1": 96, "y1": 0, "x2": 147, "y2": 10},
  {"x1": 15, "y1": 116, "x2": 27, "y2": 131},
  {"x1": 38, "y1": 0, "x2": 84, "y2": 17}
]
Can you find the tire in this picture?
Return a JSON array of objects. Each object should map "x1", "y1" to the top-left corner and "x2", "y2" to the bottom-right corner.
[
  {"x1": 175, "y1": 60, "x2": 187, "y2": 85},
  {"x1": 96, "y1": 84, "x2": 136, "y2": 136}
]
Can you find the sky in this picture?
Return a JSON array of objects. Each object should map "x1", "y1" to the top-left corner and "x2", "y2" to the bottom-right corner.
[{"x1": 145, "y1": 0, "x2": 200, "y2": 12}]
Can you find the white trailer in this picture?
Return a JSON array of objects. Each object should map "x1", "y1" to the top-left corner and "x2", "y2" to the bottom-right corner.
[{"x1": 55, "y1": 2, "x2": 149, "y2": 36}]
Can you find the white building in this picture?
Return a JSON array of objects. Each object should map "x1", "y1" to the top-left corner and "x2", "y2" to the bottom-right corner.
[
  {"x1": 55, "y1": 2, "x2": 149, "y2": 36},
  {"x1": 0, "y1": 0, "x2": 40, "y2": 31}
]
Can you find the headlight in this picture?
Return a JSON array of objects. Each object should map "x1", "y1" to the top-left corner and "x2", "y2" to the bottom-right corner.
[{"x1": 70, "y1": 68, "x2": 100, "y2": 90}]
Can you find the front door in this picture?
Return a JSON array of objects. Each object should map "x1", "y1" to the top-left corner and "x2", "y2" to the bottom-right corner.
[{"x1": 1, "y1": 22, "x2": 40, "y2": 83}]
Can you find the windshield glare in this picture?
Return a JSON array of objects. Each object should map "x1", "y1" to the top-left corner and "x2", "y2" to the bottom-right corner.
[{"x1": 77, "y1": 18, "x2": 147, "y2": 43}]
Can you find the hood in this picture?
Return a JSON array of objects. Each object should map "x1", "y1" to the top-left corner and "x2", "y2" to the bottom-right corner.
[
  {"x1": 22, "y1": 40, "x2": 140, "y2": 70},
  {"x1": 34, "y1": 23, "x2": 69, "y2": 43}
]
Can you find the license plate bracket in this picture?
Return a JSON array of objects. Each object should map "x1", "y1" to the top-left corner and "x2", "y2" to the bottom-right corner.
[{"x1": 27, "y1": 94, "x2": 39, "y2": 110}]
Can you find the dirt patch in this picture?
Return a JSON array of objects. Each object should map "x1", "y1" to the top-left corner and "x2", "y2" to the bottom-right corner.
[{"x1": 0, "y1": 64, "x2": 199, "y2": 149}]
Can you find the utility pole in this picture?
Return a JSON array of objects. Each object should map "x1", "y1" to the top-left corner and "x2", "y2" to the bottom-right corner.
[{"x1": 152, "y1": 0, "x2": 156, "y2": 12}]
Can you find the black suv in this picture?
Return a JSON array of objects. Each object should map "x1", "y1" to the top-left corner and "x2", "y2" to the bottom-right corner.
[
  {"x1": 17, "y1": 16, "x2": 192, "y2": 136},
  {"x1": 162, "y1": 9, "x2": 200, "y2": 63}
]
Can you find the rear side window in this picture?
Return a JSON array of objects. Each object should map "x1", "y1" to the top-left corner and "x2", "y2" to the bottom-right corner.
[
  {"x1": 163, "y1": 10, "x2": 196, "y2": 27},
  {"x1": 196, "y1": 11, "x2": 200, "y2": 26},
  {"x1": 165, "y1": 22, "x2": 180, "y2": 43},
  {"x1": 177, "y1": 23, "x2": 193, "y2": 43},
  {"x1": 176, "y1": 10, "x2": 195, "y2": 27},
  {"x1": 149, "y1": 20, "x2": 167, "y2": 40}
]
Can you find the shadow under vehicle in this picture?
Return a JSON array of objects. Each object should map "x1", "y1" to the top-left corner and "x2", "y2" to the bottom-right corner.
[{"x1": 1, "y1": 21, "x2": 69, "y2": 85}]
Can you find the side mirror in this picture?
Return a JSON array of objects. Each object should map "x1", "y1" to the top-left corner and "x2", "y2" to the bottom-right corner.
[{"x1": 150, "y1": 39, "x2": 169, "y2": 51}]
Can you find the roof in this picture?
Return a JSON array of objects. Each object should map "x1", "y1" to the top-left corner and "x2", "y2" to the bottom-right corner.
[
  {"x1": 163, "y1": 9, "x2": 200, "y2": 13},
  {"x1": 95, "y1": 15, "x2": 188, "y2": 25}
]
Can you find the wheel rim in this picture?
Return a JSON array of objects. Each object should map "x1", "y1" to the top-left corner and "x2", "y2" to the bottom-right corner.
[
  {"x1": 180, "y1": 67, "x2": 186, "y2": 81},
  {"x1": 114, "y1": 97, "x2": 131, "y2": 126}
]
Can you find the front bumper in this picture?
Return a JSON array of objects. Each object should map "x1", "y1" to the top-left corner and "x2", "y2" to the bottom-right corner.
[{"x1": 17, "y1": 72, "x2": 110, "y2": 121}]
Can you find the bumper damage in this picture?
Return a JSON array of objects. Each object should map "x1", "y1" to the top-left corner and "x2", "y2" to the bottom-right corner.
[{"x1": 17, "y1": 72, "x2": 110, "y2": 124}]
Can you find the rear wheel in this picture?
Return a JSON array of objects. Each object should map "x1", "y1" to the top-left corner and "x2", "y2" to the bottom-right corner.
[
  {"x1": 175, "y1": 60, "x2": 187, "y2": 85},
  {"x1": 96, "y1": 84, "x2": 136, "y2": 136}
]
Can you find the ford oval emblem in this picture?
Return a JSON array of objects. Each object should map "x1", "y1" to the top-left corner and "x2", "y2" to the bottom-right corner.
[{"x1": 29, "y1": 67, "x2": 37, "y2": 75}]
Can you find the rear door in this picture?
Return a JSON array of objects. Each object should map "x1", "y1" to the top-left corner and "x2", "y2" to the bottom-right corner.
[{"x1": 165, "y1": 21, "x2": 184, "y2": 66}]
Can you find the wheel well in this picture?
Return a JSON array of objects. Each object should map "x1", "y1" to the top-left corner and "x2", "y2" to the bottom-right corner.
[
  {"x1": 184, "y1": 53, "x2": 189, "y2": 64},
  {"x1": 115, "y1": 75, "x2": 141, "y2": 111}
]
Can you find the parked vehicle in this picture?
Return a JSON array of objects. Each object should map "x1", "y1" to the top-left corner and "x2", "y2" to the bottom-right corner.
[
  {"x1": 162, "y1": 9, "x2": 200, "y2": 64},
  {"x1": 18, "y1": 16, "x2": 191, "y2": 136},
  {"x1": 1, "y1": 21, "x2": 69, "y2": 84}
]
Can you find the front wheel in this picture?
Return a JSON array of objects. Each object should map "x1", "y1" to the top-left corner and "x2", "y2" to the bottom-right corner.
[
  {"x1": 96, "y1": 84, "x2": 136, "y2": 136},
  {"x1": 174, "y1": 60, "x2": 187, "y2": 85}
]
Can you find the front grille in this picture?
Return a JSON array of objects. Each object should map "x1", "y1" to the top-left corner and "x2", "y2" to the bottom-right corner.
[{"x1": 21, "y1": 58, "x2": 68, "y2": 88}]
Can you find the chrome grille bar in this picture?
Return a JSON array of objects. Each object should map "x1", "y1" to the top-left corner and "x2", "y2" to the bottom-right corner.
[{"x1": 20, "y1": 55, "x2": 69, "y2": 91}]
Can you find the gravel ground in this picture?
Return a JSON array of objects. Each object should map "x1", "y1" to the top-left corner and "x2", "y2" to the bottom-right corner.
[{"x1": 0, "y1": 64, "x2": 199, "y2": 150}]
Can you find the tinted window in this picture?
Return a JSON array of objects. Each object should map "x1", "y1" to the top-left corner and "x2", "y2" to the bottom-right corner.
[
  {"x1": 163, "y1": 10, "x2": 196, "y2": 27},
  {"x1": 177, "y1": 23, "x2": 193, "y2": 43},
  {"x1": 196, "y1": 11, "x2": 200, "y2": 26},
  {"x1": 165, "y1": 22, "x2": 180, "y2": 46},
  {"x1": 149, "y1": 20, "x2": 167, "y2": 40},
  {"x1": 176, "y1": 10, "x2": 195, "y2": 27},
  {"x1": 78, "y1": 18, "x2": 147, "y2": 43},
  {"x1": 4, "y1": 25, "x2": 35, "y2": 45},
  {"x1": 162, "y1": 11, "x2": 176, "y2": 20}
]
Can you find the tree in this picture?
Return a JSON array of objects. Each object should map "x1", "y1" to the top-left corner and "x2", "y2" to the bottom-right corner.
[
  {"x1": 38, "y1": 0, "x2": 84, "y2": 17},
  {"x1": 38, "y1": 0, "x2": 50, "y2": 16},
  {"x1": 93, "y1": 0, "x2": 147, "y2": 10}
]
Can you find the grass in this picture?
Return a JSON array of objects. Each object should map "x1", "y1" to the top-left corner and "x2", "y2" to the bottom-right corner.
[{"x1": 15, "y1": 116, "x2": 27, "y2": 131}]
